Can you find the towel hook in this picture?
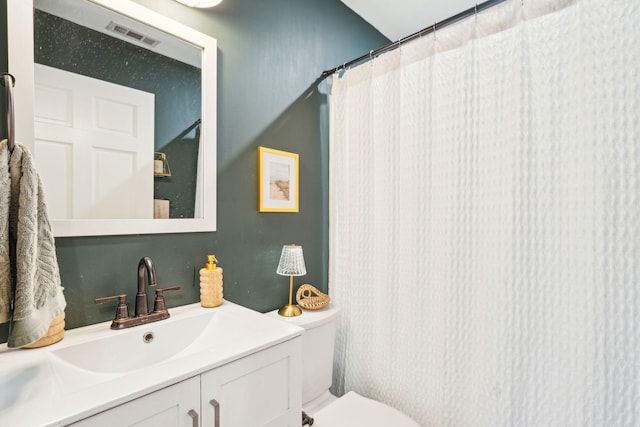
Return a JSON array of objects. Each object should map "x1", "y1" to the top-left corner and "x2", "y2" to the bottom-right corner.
[{"x1": 1, "y1": 73, "x2": 15, "y2": 158}]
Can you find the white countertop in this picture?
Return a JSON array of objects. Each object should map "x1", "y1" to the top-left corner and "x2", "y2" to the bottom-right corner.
[{"x1": 0, "y1": 301, "x2": 303, "y2": 426}]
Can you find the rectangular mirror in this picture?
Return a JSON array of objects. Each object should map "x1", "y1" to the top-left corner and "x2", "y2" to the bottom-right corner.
[{"x1": 7, "y1": 0, "x2": 217, "y2": 236}]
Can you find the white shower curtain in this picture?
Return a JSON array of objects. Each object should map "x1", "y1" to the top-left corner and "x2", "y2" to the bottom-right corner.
[{"x1": 328, "y1": 0, "x2": 640, "y2": 425}]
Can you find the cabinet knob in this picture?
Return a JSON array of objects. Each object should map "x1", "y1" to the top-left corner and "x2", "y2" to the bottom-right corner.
[{"x1": 188, "y1": 409, "x2": 199, "y2": 427}]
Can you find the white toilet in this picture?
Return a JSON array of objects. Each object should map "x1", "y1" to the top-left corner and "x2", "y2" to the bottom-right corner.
[{"x1": 267, "y1": 304, "x2": 419, "y2": 427}]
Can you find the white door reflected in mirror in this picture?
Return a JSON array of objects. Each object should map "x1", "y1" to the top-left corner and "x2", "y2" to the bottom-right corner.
[{"x1": 35, "y1": 64, "x2": 155, "y2": 220}]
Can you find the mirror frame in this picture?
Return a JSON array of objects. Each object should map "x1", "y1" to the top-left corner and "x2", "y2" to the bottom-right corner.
[{"x1": 7, "y1": 0, "x2": 217, "y2": 236}]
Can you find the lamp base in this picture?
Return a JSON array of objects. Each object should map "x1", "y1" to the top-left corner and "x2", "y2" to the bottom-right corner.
[{"x1": 278, "y1": 304, "x2": 302, "y2": 317}]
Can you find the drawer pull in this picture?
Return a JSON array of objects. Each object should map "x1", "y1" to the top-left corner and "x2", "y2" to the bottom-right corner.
[
  {"x1": 188, "y1": 409, "x2": 199, "y2": 427},
  {"x1": 210, "y1": 399, "x2": 220, "y2": 427}
]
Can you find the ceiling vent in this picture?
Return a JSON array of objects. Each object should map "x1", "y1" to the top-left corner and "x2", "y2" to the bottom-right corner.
[{"x1": 106, "y1": 21, "x2": 160, "y2": 48}]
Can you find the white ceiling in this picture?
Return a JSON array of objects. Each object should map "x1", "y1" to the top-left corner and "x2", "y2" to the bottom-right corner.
[{"x1": 340, "y1": 0, "x2": 478, "y2": 42}]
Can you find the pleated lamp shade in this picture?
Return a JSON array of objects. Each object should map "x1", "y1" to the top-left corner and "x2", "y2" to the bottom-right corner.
[
  {"x1": 276, "y1": 245, "x2": 306, "y2": 276},
  {"x1": 276, "y1": 244, "x2": 306, "y2": 316}
]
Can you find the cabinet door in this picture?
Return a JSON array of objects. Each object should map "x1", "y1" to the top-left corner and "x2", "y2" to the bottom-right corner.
[
  {"x1": 201, "y1": 338, "x2": 302, "y2": 427},
  {"x1": 70, "y1": 376, "x2": 201, "y2": 427}
]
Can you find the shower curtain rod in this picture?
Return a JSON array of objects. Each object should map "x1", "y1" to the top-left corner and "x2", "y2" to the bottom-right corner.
[{"x1": 321, "y1": 0, "x2": 507, "y2": 77}]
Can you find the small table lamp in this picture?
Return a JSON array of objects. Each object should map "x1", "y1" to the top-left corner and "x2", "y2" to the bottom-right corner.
[{"x1": 276, "y1": 244, "x2": 306, "y2": 317}]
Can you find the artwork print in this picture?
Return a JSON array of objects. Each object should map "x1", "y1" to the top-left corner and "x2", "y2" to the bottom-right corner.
[{"x1": 258, "y1": 147, "x2": 299, "y2": 212}]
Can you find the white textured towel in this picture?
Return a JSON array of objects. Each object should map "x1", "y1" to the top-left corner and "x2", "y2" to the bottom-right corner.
[{"x1": 0, "y1": 139, "x2": 66, "y2": 348}]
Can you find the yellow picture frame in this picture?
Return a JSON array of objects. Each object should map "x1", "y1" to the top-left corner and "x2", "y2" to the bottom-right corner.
[{"x1": 258, "y1": 147, "x2": 299, "y2": 212}]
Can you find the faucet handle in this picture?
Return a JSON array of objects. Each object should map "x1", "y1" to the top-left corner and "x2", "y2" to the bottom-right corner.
[
  {"x1": 153, "y1": 286, "x2": 181, "y2": 312},
  {"x1": 95, "y1": 294, "x2": 129, "y2": 321}
]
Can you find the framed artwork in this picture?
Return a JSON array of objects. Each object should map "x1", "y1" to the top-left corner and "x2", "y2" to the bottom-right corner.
[{"x1": 258, "y1": 146, "x2": 299, "y2": 212}]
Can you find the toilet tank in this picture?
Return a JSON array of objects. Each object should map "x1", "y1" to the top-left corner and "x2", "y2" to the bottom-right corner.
[{"x1": 266, "y1": 304, "x2": 342, "y2": 405}]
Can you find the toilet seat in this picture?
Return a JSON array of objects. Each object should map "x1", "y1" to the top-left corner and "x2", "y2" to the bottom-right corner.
[{"x1": 310, "y1": 391, "x2": 420, "y2": 427}]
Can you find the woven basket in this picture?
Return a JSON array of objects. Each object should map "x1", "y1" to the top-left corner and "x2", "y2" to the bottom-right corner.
[
  {"x1": 296, "y1": 284, "x2": 330, "y2": 310},
  {"x1": 23, "y1": 312, "x2": 65, "y2": 349}
]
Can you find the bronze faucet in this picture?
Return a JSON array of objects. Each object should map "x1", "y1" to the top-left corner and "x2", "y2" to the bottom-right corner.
[
  {"x1": 136, "y1": 256, "x2": 157, "y2": 317},
  {"x1": 95, "y1": 257, "x2": 181, "y2": 330}
]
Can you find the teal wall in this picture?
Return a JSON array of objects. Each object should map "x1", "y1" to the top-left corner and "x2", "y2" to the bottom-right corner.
[{"x1": 0, "y1": 0, "x2": 388, "y2": 342}]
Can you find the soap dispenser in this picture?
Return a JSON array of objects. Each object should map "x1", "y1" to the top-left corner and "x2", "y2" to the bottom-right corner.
[{"x1": 200, "y1": 254, "x2": 223, "y2": 307}]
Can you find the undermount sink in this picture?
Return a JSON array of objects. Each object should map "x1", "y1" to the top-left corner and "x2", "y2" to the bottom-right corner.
[{"x1": 51, "y1": 308, "x2": 223, "y2": 374}]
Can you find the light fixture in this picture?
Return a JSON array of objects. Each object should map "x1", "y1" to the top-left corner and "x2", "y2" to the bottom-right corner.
[
  {"x1": 174, "y1": 0, "x2": 223, "y2": 8},
  {"x1": 276, "y1": 244, "x2": 306, "y2": 317}
]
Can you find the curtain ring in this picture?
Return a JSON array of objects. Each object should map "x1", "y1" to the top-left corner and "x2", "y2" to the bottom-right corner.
[
  {"x1": 475, "y1": 3, "x2": 478, "y2": 23},
  {"x1": 433, "y1": 22, "x2": 436, "y2": 41}
]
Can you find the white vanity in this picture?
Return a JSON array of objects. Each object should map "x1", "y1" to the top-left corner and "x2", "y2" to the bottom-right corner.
[{"x1": 0, "y1": 301, "x2": 303, "y2": 426}]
